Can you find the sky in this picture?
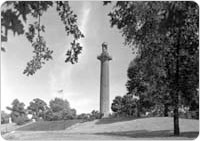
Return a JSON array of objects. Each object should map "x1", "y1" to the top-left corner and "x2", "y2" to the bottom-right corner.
[{"x1": 1, "y1": 1, "x2": 136, "y2": 114}]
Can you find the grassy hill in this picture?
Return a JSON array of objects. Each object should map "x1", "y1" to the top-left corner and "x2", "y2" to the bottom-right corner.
[
  {"x1": 2, "y1": 117, "x2": 199, "y2": 140},
  {"x1": 16, "y1": 119, "x2": 82, "y2": 131},
  {"x1": 66, "y1": 117, "x2": 199, "y2": 138}
]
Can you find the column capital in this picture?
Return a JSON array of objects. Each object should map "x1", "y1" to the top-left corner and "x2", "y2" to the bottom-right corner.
[
  {"x1": 97, "y1": 52, "x2": 112, "y2": 62},
  {"x1": 97, "y1": 42, "x2": 112, "y2": 62}
]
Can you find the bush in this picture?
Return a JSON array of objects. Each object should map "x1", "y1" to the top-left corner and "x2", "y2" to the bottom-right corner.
[
  {"x1": 45, "y1": 98, "x2": 77, "y2": 121},
  {"x1": 1, "y1": 111, "x2": 10, "y2": 124},
  {"x1": 90, "y1": 110, "x2": 103, "y2": 119},
  {"x1": 15, "y1": 116, "x2": 29, "y2": 125},
  {"x1": 77, "y1": 113, "x2": 90, "y2": 120},
  {"x1": 184, "y1": 111, "x2": 199, "y2": 119},
  {"x1": 111, "y1": 95, "x2": 138, "y2": 117},
  {"x1": 191, "y1": 110, "x2": 199, "y2": 119}
]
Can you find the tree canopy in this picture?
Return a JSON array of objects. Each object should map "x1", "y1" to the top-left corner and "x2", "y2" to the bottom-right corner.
[
  {"x1": 7, "y1": 99, "x2": 29, "y2": 124},
  {"x1": 111, "y1": 94, "x2": 138, "y2": 117},
  {"x1": 1, "y1": 1, "x2": 84, "y2": 76},
  {"x1": 48, "y1": 97, "x2": 76, "y2": 120},
  {"x1": 1, "y1": 110, "x2": 10, "y2": 124},
  {"x1": 107, "y1": 1, "x2": 199, "y2": 135},
  {"x1": 27, "y1": 98, "x2": 48, "y2": 120}
]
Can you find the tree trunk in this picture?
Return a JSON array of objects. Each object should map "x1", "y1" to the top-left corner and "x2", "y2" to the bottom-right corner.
[
  {"x1": 174, "y1": 97, "x2": 180, "y2": 135},
  {"x1": 164, "y1": 104, "x2": 169, "y2": 117},
  {"x1": 174, "y1": 27, "x2": 181, "y2": 136},
  {"x1": 136, "y1": 101, "x2": 140, "y2": 117}
]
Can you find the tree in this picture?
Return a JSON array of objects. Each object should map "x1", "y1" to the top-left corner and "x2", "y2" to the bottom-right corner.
[
  {"x1": 77, "y1": 113, "x2": 90, "y2": 120},
  {"x1": 111, "y1": 96, "x2": 123, "y2": 116},
  {"x1": 27, "y1": 98, "x2": 48, "y2": 120},
  {"x1": 90, "y1": 110, "x2": 103, "y2": 119},
  {"x1": 1, "y1": 1, "x2": 84, "y2": 76},
  {"x1": 127, "y1": 58, "x2": 172, "y2": 117},
  {"x1": 43, "y1": 107, "x2": 54, "y2": 121},
  {"x1": 126, "y1": 58, "x2": 156, "y2": 117},
  {"x1": 106, "y1": 1, "x2": 198, "y2": 135},
  {"x1": 62, "y1": 108, "x2": 77, "y2": 120},
  {"x1": 49, "y1": 97, "x2": 75, "y2": 120},
  {"x1": 50, "y1": 98, "x2": 70, "y2": 112},
  {"x1": 121, "y1": 94, "x2": 137, "y2": 117},
  {"x1": 111, "y1": 95, "x2": 138, "y2": 117},
  {"x1": 70, "y1": 108, "x2": 77, "y2": 119},
  {"x1": 1, "y1": 111, "x2": 10, "y2": 124},
  {"x1": 7, "y1": 99, "x2": 29, "y2": 125}
]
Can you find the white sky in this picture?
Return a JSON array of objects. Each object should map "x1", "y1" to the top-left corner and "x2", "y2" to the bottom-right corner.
[{"x1": 1, "y1": 1, "x2": 136, "y2": 114}]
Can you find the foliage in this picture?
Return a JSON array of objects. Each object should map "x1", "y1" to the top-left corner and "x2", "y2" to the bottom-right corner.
[
  {"x1": 126, "y1": 58, "x2": 172, "y2": 117},
  {"x1": 15, "y1": 116, "x2": 30, "y2": 125},
  {"x1": 76, "y1": 111, "x2": 102, "y2": 121},
  {"x1": 90, "y1": 110, "x2": 103, "y2": 120},
  {"x1": 47, "y1": 97, "x2": 76, "y2": 120},
  {"x1": 43, "y1": 107, "x2": 54, "y2": 121},
  {"x1": 107, "y1": 1, "x2": 199, "y2": 135},
  {"x1": 1, "y1": 1, "x2": 84, "y2": 76},
  {"x1": 6, "y1": 99, "x2": 29, "y2": 125},
  {"x1": 49, "y1": 98, "x2": 70, "y2": 112},
  {"x1": 77, "y1": 113, "x2": 90, "y2": 120},
  {"x1": 4, "y1": 98, "x2": 77, "y2": 121},
  {"x1": 56, "y1": 2, "x2": 84, "y2": 64},
  {"x1": 27, "y1": 98, "x2": 48, "y2": 120},
  {"x1": 111, "y1": 96, "x2": 123, "y2": 115},
  {"x1": 111, "y1": 95, "x2": 138, "y2": 117},
  {"x1": 68, "y1": 108, "x2": 77, "y2": 119},
  {"x1": 126, "y1": 58, "x2": 156, "y2": 117},
  {"x1": 62, "y1": 108, "x2": 77, "y2": 120},
  {"x1": 122, "y1": 94, "x2": 138, "y2": 116},
  {"x1": 1, "y1": 111, "x2": 10, "y2": 124}
]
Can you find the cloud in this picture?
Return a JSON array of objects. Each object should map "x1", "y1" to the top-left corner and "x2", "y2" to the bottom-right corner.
[
  {"x1": 76, "y1": 3, "x2": 91, "y2": 61},
  {"x1": 80, "y1": 5, "x2": 91, "y2": 34},
  {"x1": 48, "y1": 2, "x2": 91, "y2": 114}
]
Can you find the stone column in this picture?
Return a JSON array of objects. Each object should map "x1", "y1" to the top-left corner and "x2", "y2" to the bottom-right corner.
[{"x1": 97, "y1": 43, "x2": 112, "y2": 117}]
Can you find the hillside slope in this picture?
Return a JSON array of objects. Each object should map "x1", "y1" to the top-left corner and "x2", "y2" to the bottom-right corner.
[
  {"x1": 2, "y1": 117, "x2": 199, "y2": 140},
  {"x1": 66, "y1": 117, "x2": 199, "y2": 138}
]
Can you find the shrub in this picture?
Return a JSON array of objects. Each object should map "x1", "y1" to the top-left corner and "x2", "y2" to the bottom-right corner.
[
  {"x1": 1, "y1": 111, "x2": 10, "y2": 124},
  {"x1": 15, "y1": 116, "x2": 29, "y2": 125},
  {"x1": 77, "y1": 113, "x2": 90, "y2": 120},
  {"x1": 90, "y1": 110, "x2": 103, "y2": 119}
]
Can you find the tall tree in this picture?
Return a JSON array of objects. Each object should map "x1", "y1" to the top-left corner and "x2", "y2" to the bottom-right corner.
[
  {"x1": 111, "y1": 96, "x2": 123, "y2": 116},
  {"x1": 1, "y1": 111, "x2": 10, "y2": 124},
  {"x1": 1, "y1": 1, "x2": 84, "y2": 76},
  {"x1": 121, "y1": 94, "x2": 138, "y2": 117},
  {"x1": 127, "y1": 58, "x2": 172, "y2": 117},
  {"x1": 111, "y1": 94, "x2": 138, "y2": 117},
  {"x1": 27, "y1": 98, "x2": 48, "y2": 120},
  {"x1": 7, "y1": 99, "x2": 28, "y2": 123},
  {"x1": 49, "y1": 97, "x2": 74, "y2": 120},
  {"x1": 106, "y1": 1, "x2": 199, "y2": 135}
]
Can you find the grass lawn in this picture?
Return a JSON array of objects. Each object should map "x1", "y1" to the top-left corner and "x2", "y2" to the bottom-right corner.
[
  {"x1": 16, "y1": 119, "x2": 82, "y2": 131},
  {"x1": 1, "y1": 122, "x2": 33, "y2": 135},
  {"x1": 3, "y1": 117, "x2": 199, "y2": 140}
]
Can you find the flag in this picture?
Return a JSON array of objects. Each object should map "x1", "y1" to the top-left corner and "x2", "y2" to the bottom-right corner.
[{"x1": 57, "y1": 89, "x2": 63, "y2": 93}]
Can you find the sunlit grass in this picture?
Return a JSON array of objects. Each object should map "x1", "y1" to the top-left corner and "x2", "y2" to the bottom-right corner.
[{"x1": 17, "y1": 119, "x2": 82, "y2": 131}]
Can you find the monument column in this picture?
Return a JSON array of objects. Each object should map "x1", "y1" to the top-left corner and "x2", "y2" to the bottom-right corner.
[{"x1": 97, "y1": 43, "x2": 112, "y2": 117}]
